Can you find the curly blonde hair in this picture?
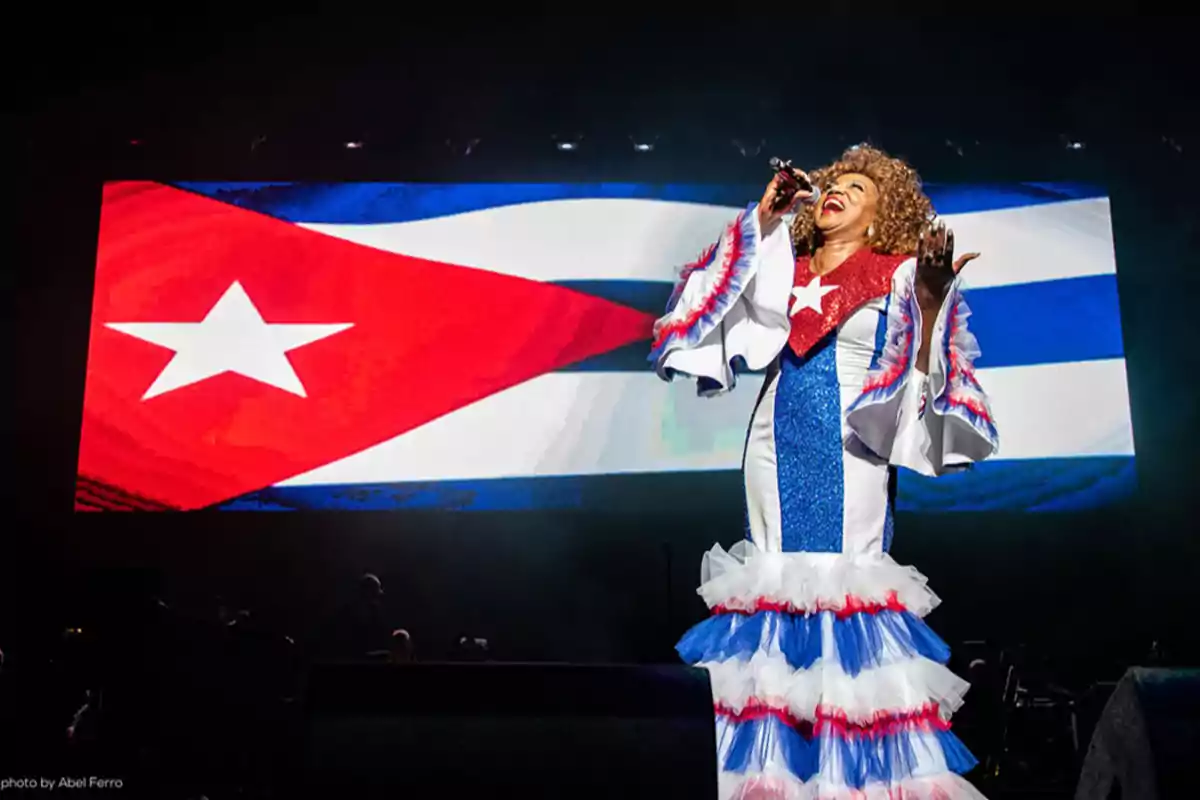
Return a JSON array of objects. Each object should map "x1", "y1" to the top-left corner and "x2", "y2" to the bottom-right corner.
[{"x1": 790, "y1": 144, "x2": 933, "y2": 257}]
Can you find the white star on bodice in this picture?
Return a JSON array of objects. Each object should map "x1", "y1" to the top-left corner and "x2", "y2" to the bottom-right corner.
[
  {"x1": 106, "y1": 281, "x2": 353, "y2": 400},
  {"x1": 789, "y1": 275, "x2": 840, "y2": 316}
]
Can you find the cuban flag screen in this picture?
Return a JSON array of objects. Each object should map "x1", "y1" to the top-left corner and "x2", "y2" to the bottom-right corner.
[{"x1": 76, "y1": 181, "x2": 1133, "y2": 513}]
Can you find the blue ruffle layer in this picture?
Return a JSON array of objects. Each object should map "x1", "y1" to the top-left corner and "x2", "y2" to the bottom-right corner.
[
  {"x1": 677, "y1": 609, "x2": 951, "y2": 676},
  {"x1": 722, "y1": 714, "x2": 978, "y2": 788}
]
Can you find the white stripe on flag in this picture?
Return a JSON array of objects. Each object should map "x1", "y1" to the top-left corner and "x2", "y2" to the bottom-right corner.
[
  {"x1": 276, "y1": 358, "x2": 1133, "y2": 486},
  {"x1": 298, "y1": 197, "x2": 1116, "y2": 289}
]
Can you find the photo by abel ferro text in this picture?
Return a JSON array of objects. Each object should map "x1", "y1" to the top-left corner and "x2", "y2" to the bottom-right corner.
[{"x1": 2, "y1": 776, "x2": 125, "y2": 792}]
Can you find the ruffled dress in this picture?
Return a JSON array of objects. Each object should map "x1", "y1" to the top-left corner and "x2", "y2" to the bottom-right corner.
[{"x1": 651, "y1": 205, "x2": 999, "y2": 799}]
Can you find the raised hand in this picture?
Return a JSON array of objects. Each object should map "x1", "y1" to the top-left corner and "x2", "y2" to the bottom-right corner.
[{"x1": 915, "y1": 219, "x2": 979, "y2": 311}]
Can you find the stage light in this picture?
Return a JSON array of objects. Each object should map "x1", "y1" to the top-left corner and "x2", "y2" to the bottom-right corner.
[
  {"x1": 345, "y1": 141, "x2": 365, "y2": 150},
  {"x1": 630, "y1": 135, "x2": 658, "y2": 153},
  {"x1": 553, "y1": 134, "x2": 584, "y2": 152},
  {"x1": 549, "y1": 133, "x2": 583, "y2": 151},
  {"x1": 945, "y1": 139, "x2": 964, "y2": 157},
  {"x1": 552, "y1": 133, "x2": 585, "y2": 152},
  {"x1": 1163, "y1": 135, "x2": 1183, "y2": 154},
  {"x1": 1060, "y1": 136, "x2": 1085, "y2": 151}
]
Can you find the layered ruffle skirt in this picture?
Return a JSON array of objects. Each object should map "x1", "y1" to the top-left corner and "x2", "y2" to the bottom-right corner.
[{"x1": 678, "y1": 542, "x2": 987, "y2": 799}]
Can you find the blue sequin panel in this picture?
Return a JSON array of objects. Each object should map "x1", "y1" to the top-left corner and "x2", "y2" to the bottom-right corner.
[
  {"x1": 882, "y1": 467, "x2": 896, "y2": 552},
  {"x1": 774, "y1": 333, "x2": 844, "y2": 553}
]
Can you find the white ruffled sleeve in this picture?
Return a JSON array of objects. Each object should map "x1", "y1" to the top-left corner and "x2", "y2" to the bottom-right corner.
[
  {"x1": 649, "y1": 204, "x2": 793, "y2": 397},
  {"x1": 845, "y1": 259, "x2": 999, "y2": 477}
]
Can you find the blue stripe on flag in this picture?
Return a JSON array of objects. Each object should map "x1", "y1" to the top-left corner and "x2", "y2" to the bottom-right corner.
[
  {"x1": 897, "y1": 455, "x2": 1136, "y2": 512},
  {"x1": 927, "y1": 182, "x2": 1105, "y2": 215},
  {"x1": 217, "y1": 456, "x2": 1134, "y2": 513},
  {"x1": 174, "y1": 182, "x2": 760, "y2": 222},
  {"x1": 558, "y1": 274, "x2": 1123, "y2": 371},
  {"x1": 555, "y1": 280, "x2": 667, "y2": 315},
  {"x1": 961, "y1": 274, "x2": 1124, "y2": 368},
  {"x1": 173, "y1": 181, "x2": 1105, "y2": 224}
]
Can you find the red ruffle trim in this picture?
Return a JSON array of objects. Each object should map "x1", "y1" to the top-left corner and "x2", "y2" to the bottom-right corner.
[
  {"x1": 712, "y1": 591, "x2": 908, "y2": 620},
  {"x1": 651, "y1": 213, "x2": 747, "y2": 350},
  {"x1": 679, "y1": 240, "x2": 719, "y2": 284},
  {"x1": 944, "y1": 296, "x2": 994, "y2": 424},
  {"x1": 716, "y1": 700, "x2": 951, "y2": 738},
  {"x1": 860, "y1": 303, "x2": 913, "y2": 394}
]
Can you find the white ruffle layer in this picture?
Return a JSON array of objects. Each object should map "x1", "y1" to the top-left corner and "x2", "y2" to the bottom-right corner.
[
  {"x1": 698, "y1": 542, "x2": 941, "y2": 618},
  {"x1": 703, "y1": 653, "x2": 970, "y2": 723},
  {"x1": 718, "y1": 771, "x2": 988, "y2": 800}
]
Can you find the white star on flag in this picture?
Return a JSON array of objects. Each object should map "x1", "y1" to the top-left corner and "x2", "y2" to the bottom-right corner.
[
  {"x1": 789, "y1": 275, "x2": 840, "y2": 316},
  {"x1": 107, "y1": 281, "x2": 353, "y2": 400}
]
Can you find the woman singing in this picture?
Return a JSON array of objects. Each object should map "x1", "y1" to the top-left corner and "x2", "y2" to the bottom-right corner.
[{"x1": 651, "y1": 145, "x2": 998, "y2": 799}]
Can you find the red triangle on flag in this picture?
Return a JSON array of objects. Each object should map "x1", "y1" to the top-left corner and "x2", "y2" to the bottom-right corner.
[{"x1": 78, "y1": 181, "x2": 654, "y2": 510}]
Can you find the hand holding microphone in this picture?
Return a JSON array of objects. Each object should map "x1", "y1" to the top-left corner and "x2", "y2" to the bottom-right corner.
[{"x1": 758, "y1": 157, "x2": 815, "y2": 229}]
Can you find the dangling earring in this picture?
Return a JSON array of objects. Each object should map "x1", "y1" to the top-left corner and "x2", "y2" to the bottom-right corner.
[{"x1": 866, "y1": 224, "x2": 875, "y2": 241}]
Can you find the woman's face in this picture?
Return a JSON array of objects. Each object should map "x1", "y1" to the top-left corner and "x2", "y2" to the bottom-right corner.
[{"x1": 814, "y1": 172, "x2": 879, "y2": 240}]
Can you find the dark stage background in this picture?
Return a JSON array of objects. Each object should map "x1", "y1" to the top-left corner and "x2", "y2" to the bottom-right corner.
[{"x1": 7, "y1": 15, "x2": 1199, "y2": 695}]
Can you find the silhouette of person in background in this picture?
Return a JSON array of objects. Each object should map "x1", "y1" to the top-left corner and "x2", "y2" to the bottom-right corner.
[
  {"x1": 389, "y1": 629, "x2": 413, "y2": 664},
  {"x1": 451, "y1": 635, "x2": 489, "y2": 663},
  {"x1": 319, "y1": 573, "x2": 394, "y2": 660}
]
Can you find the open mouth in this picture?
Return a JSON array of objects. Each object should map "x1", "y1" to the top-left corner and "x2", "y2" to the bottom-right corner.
[{"x1": 821, "y1": 196, "x2": 845, "y2": 214}]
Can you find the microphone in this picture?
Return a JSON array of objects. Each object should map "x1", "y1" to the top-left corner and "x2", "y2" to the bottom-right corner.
[{"x1": 768, "y1": 157, "x2": 815, "y2": 212}]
